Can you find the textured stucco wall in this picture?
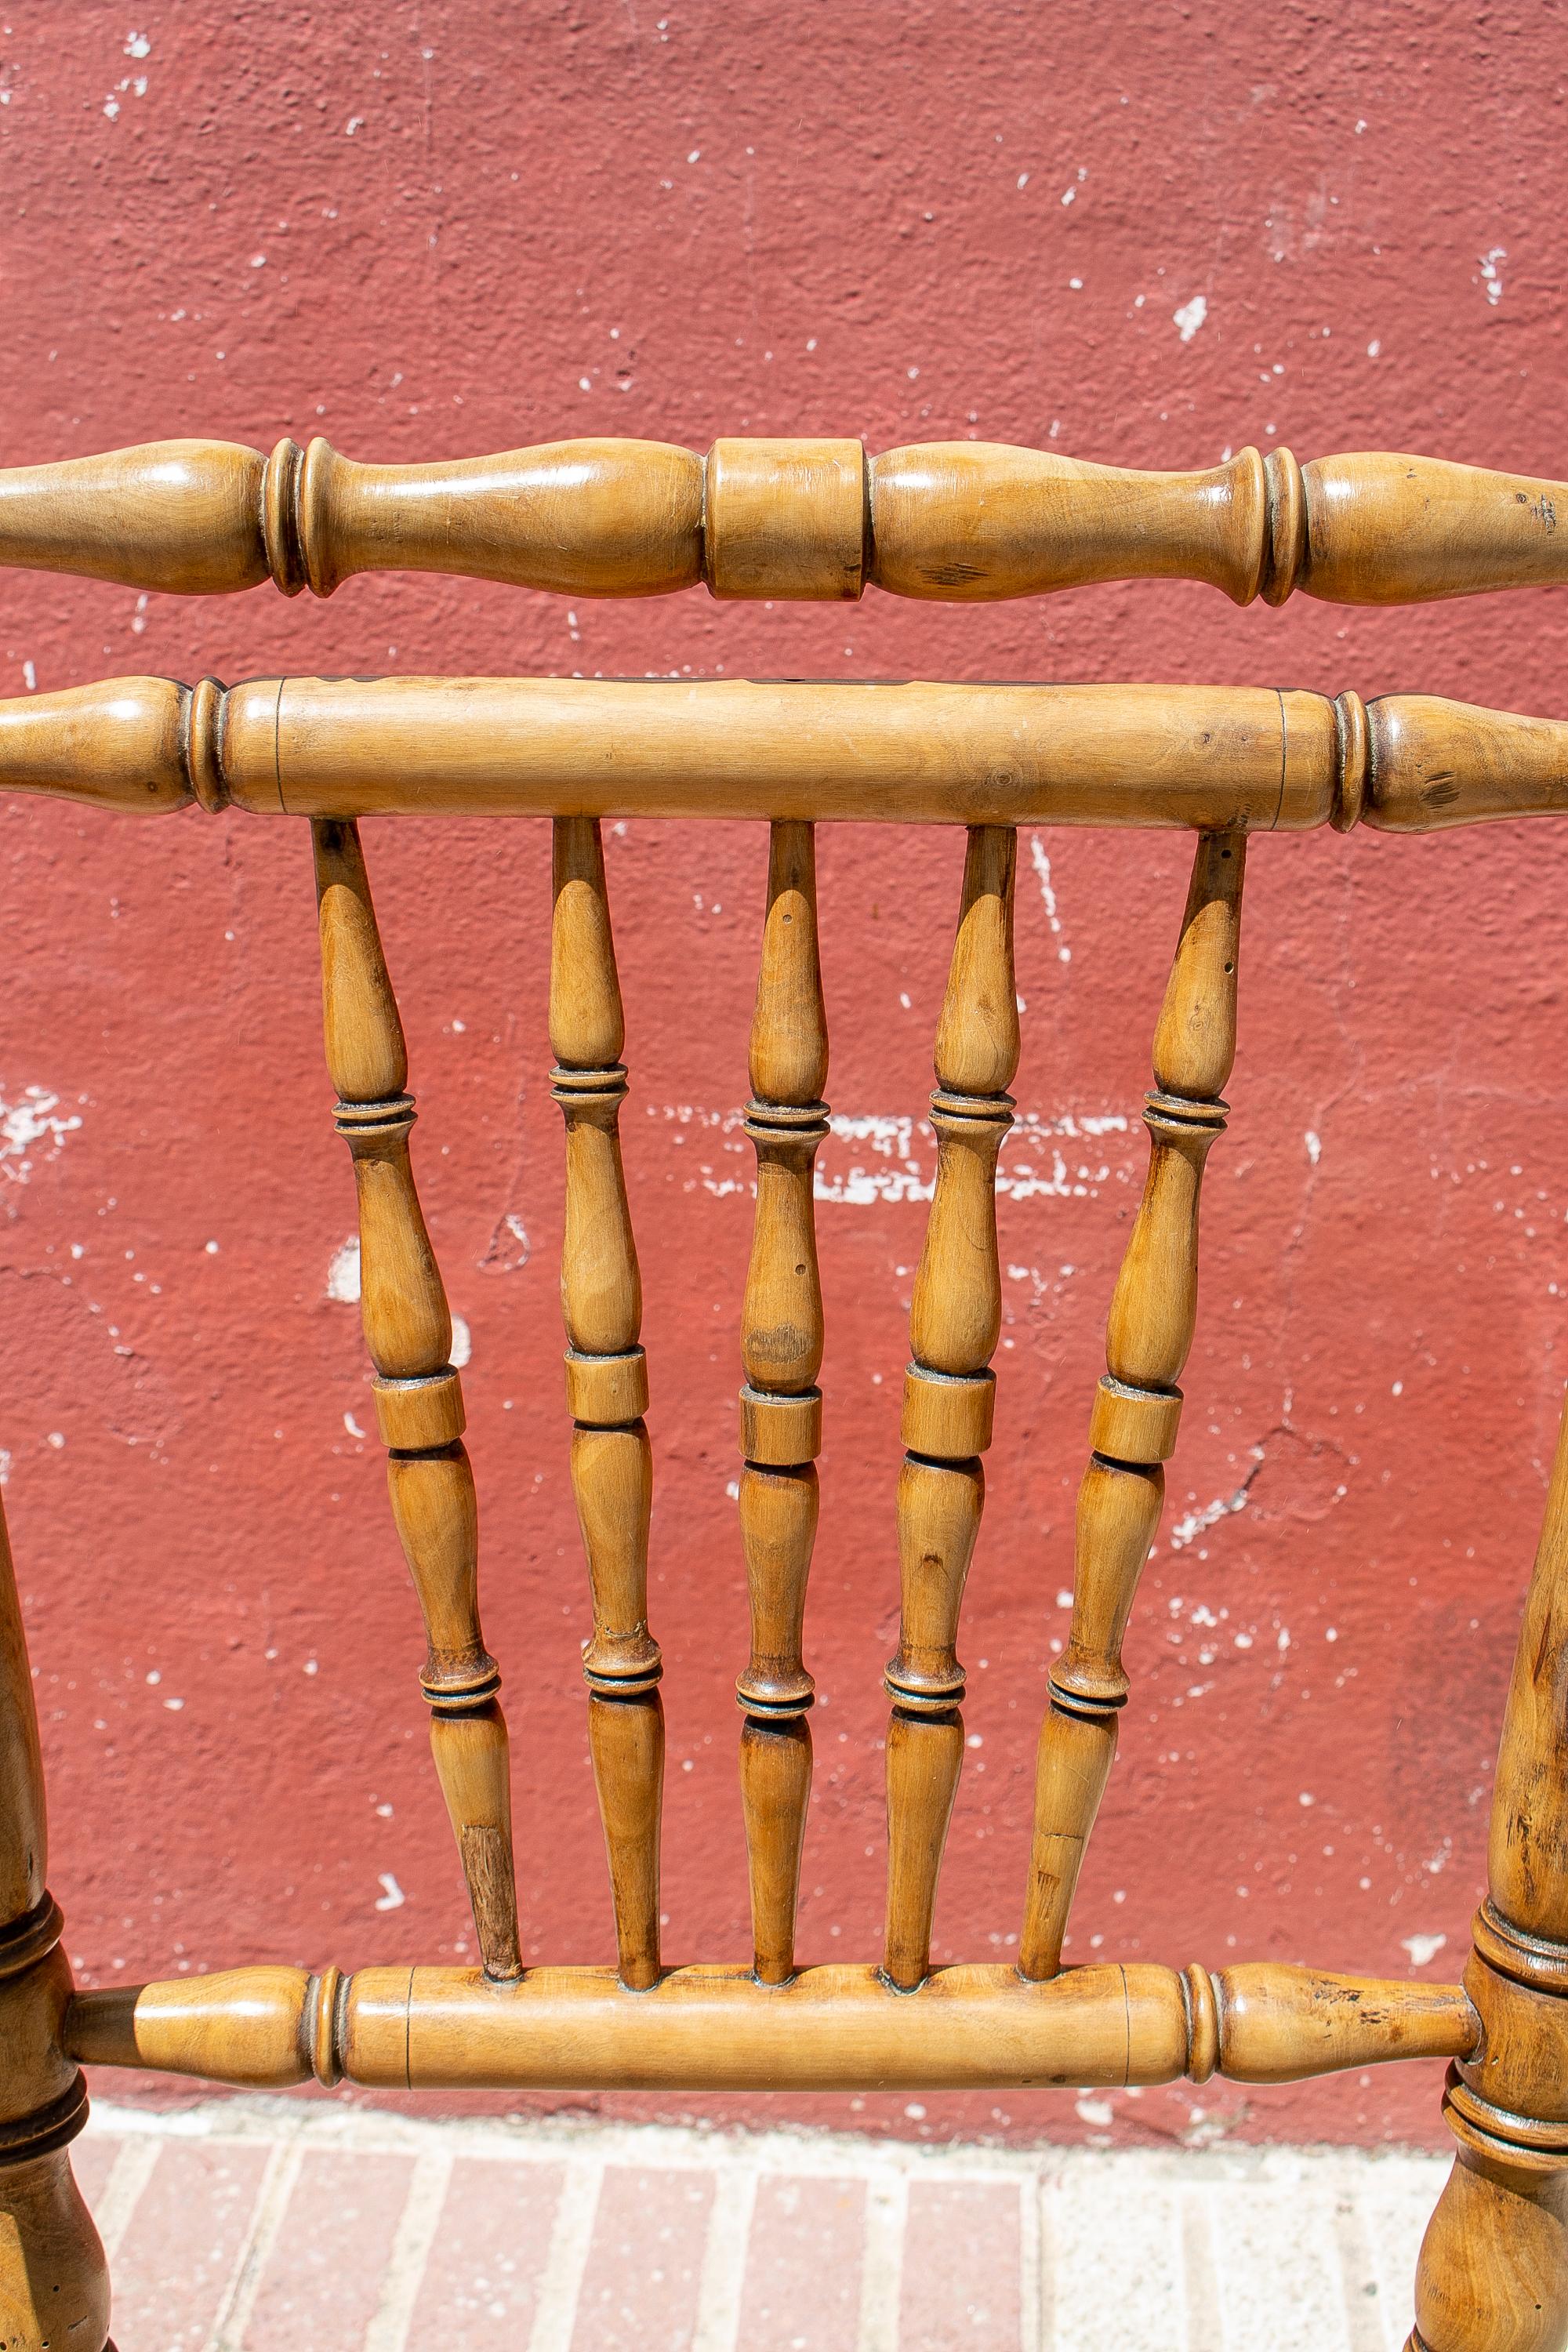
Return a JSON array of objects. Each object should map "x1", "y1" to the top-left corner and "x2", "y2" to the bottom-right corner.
[{"x1": 2, "y1": 2, "x2": 1566, "y2": 2150}]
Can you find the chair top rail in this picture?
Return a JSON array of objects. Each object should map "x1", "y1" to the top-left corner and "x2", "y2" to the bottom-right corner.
[
  {"x1": 1, "y1": 434, "x2": 1566, "y2": 608},
  {"x1": 0, "y1": 671, "x2": 1560, "y2": 834}
]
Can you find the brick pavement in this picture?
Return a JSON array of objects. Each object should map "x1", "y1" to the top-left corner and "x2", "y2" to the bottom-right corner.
[{"x1": 75, "y1": 2099, "x2": 1444, "y2": 2351}]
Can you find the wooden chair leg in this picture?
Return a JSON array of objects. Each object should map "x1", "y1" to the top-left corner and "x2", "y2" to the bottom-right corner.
[
  {"x1": 0, "y1": 1501, "x2": 108, "y2": 2350},
  {"x1": 1407, "y1": 2096, "x2": 1568, "y2": 2352},
  {"x1": 1410, "y1": 1388, "x2": 1568, "y2": 2349}
]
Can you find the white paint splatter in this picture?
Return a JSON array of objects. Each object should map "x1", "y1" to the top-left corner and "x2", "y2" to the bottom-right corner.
[
  {"x1": 1305, "y1": 1129, "x2": 1321, "y2": 1166},
  {"x1": 0, "y1": 1087, "x2": 82, "y2": 1185},
  {"x1": 373, "y1": 1872, "x2": 406, "y2": 1911},
  {"x1": 343, "y1": 1411, "x2": 366, "y2": 1439},
  {"x1": 645, "y1": 1101, "x2": 1128, "y2": 1205},
  {"x1": 1169, "y1": 1488, "x2": 1250, "y2": 1552},
  {"x1": 1028, "y1": 834, "x2": 1071, "y2": 962},
  {"x1": 124, "y1": 31, "x2": 151, "y2": 56},
  {"x1": 20, "y1": 661, "x2": 34, "y2": 691},
  {"x1": 325, "y1": 1237, "x2": 361, "y2": 1302},
  {"x1": 1075, "y1": 2095, "x2": 1114, "y2": 2125},
  {"x1": 450, "y1": 1315, "x2": 472, "y2": 1369},
  {"x1": 1479, "y1": 248, "x2": 1506, "y2": 306},
  {"x1": 1401, "y1": 1932, "x2": 1446, "y2": 1968},
  {"x1": 816, "y1": 1109, "x2": 1127, "y2": 1206},
  {"x1": 1173, "y1": 294, "x2": 1208, "y2": 343}
]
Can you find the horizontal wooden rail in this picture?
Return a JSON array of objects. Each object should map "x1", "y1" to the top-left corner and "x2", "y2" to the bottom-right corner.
[
  {"x1": 0, "y1": 674, "x2": 1564, "y2": 833},
  {"x1": 66, "y1": 1959, "x2": 1477, "y2": 2093},
  {"x1": 1, "y1": 437, "x2": 1566, "y2": 608}
]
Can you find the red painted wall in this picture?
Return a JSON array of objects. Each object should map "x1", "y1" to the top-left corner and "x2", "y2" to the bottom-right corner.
[{"x1": 2, "y1": 2, "x2": 1565, "y2": 2152}]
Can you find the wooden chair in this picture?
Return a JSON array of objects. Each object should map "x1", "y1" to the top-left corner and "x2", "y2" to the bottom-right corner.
[{"x1": 3, "y1": 435, "x2": 1568, "y2": 2352}]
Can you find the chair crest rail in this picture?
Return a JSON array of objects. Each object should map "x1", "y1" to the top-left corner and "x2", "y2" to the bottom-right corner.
[
  {"x1": 1, "y1": 673, "x2": 1566, "y2": 833},
  {"x1": 2, "y1": 435, "x2": 1567, "y2": 607}
]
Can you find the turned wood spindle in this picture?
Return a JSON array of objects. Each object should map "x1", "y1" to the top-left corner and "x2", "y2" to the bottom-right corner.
[
  {"x1": 550, "y1": 816, "x2": 663, "y2": 1991},
  {"x1": 1404, "y1": 1385, "x2": 1568, "y2": 2351},
  {"x1": 313, "y1": 818, "x2": 521, "y2": 1980},
  {"x1": 0, "y1": 1492, "x2": 108, "y2": 2351},
  {"x1": 1021, "y1": 831, "x2": 1244, "y2": 1982},
  {"x1": 11, "y1": 434, "x2": 1568, "y2": 611},
  {"x1": 735, "y1": 821, "x2": 829, "y2": 1984},
  {"x1": 884, "y1": 826, "x2": 1017, "y2": 1991}
]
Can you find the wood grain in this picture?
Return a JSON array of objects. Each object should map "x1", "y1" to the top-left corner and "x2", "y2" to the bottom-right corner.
[
  {"x1": 0, "y1": 1494, "x2": 107, "y2": 2350},
  {"x1": 735, "y1": 821, "x2": 828, "y2": 1982},
  {"x1": 313, "y1": 818, "x2": 521, "y2": 1980},
  {"x1": 551, "y1": 817, "x2": 663, "y2": 1990},
  {"x1": 11, "y1": 673, "x2": 1568, "y2": 835},
  {"x1": 6, "y1": 435, "x2": 1568, "y2": 608},
  {"x1": 885, "y1": 829, "x2": 1017, "y2": 1988},
  {"x1": 1409, "y1": 1378, "x2": 1568, "y2": 2346},
  {"x1": 1022, "y1": 834, "x2": 1244, "y2": 1981},
  {"x1": 66, "y1": 1958, "x2": 1479, "y2": 2094}
]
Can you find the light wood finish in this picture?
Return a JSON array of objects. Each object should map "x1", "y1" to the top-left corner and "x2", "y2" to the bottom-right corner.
[
  {"x1": 1022, "y1": 833, "x2": 1244, "y2": 1982},
  {"x1": 1407, "y1": 1389, "x2": 1568, "y2": 2349},
  {"x1": 65, "y1": 1958, "x2": 1479, "y2": 2093},
  {"x1": 884, "y1": 829, "x2": 1016, "y2": 1989},
  {"x1": 0, "y1": 1496, "x2": 107, "y2": 2352},
  {"x1": 17, "y1": 672, "x2": 1568, "y2": 836},
  {"x1": 8, "y1": 435, "x2": 1568, "y2": 608},
  {"x1": 312, "y1": 818, "x2": 521, "y2": 1980},
  {"x1": 550, "y1": 817, "x2": 663, "y2": 1991},
  {"x1": 19, "y1": 434, "x2": 1568, "y2": 2343},
  {"x1": 706, "y1": 440, "x2": 866, "y2": 600},
  {"x1": 186, "y1": 674, "x2": 1350, "y2": 828},
  {"x1": 735, "y1": 822, "x2": 829, "y2": 1984}
]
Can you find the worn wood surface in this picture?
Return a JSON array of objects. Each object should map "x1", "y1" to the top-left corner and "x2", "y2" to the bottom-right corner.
[
  {"x1": 550, "y1": 816, "x2": 664, "y2": 1991},
  {"x1": 1407, "y1": 1382, "x2": 1568, "y2": 2349},
  {"x1": 64, "y1": 1958, "x2": 1480, "y2": 2094},
  {"x1": 0, "y1": 1494, "x2": 107, "y2": 2350},
  {"x1": 884, "y1": 829, "x2": 1017, "y2": 1988},
  {"x1": 1022, "y1": 833, "x2": 1244, "y2": 1982},
  {"x1": 9, "y1": 671, "x2": 1568, "y2": 833},
  {"x1": 313, "y1": 818, "x2": 522, "y2": 1982},
  {"x1": 735, "y1": 821, "x2": 827, "y2": 1984},
  {"x1": 13, "y1": 431, "x2": 1568, "y2": 2343},
  {"x1": 5, "y1": 434, "x2": 1568, "y2": 607}
]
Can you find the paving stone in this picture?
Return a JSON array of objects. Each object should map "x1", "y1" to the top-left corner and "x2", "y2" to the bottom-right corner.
[
  {"x1": 108, "y1": 2140, "x2": 269, "y2": 2352},
  {"x1": 407, "y1": 2156, "x2": 564, "y2": 2350},
  {"x1": 739, "y1": 2173, "x2": 865, "y2": 2352},
  {"x1": 71, "y1": 2102, "x2": 1449, "y2": 2352},
  {"x1": 899, "y1": 2179, "x2": 1023, "y2": 2350},
  {"x1": 244, "y1": 2149, "x2": 413, "y2": 2352},
  {"x1": 568, "y1": 2163, "x2": 716, "y2": 2352}
]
